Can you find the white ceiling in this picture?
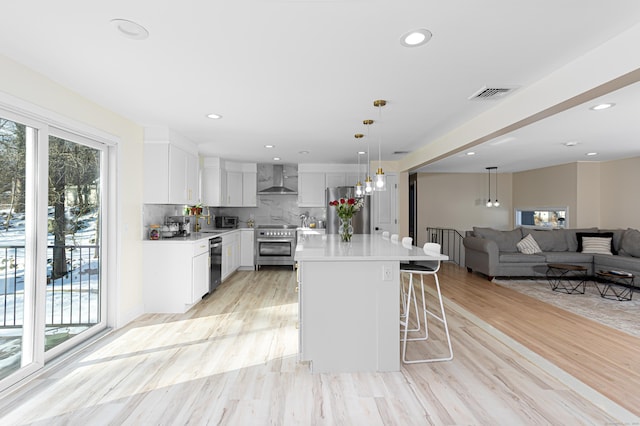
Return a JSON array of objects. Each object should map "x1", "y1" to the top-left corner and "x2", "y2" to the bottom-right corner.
[{"x1": 2, "y1": 1, "x2": 640, "y2": 172}]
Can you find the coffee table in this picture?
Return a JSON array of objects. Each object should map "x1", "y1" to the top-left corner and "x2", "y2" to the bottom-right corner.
[
  {"x1": 594, "y1": 271, "x2": 635, "y2": 301},
  {"x1": 546, "y1": 263, "x2": 589, "y2": 294}
]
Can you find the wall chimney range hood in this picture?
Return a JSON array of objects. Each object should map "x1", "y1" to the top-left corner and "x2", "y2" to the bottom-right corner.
[{"x1": 258, "y1": 164, "x2": 297, "y2": 195}]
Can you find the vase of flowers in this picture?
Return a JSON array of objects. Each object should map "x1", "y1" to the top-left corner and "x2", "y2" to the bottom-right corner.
[{"x1": 329, "y1": 197, "x2": 364, "y2": 242}]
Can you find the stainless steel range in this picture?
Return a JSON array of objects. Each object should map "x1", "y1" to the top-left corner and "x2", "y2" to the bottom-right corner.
[{"x1": 255, "y1": 224, "x2": 297, "y2": 270}]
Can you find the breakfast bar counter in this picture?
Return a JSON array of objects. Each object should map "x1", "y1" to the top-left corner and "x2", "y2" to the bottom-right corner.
[{"x1": 295, "y1": 234, "x2": 448, "y2": 373}]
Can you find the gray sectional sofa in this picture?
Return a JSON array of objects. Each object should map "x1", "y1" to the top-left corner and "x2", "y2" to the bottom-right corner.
[{"x1": 463, "y1": 226, "x2": 640, "y2": 280}]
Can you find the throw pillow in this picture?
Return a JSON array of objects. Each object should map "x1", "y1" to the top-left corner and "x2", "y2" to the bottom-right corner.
[
  {"x1": 581, "y1": 237, "x2": 612, "y2": 255},
  {"x1": 473, "y1": 227, "x2": 523, "y2": 253},
  {"x1": 619, "y1": 228, "x2": 640, "y2": 258},
  {"x1": 516, "y1": 233, "x2": 542, "y2": 254},
  {"x1": 576, "y1": 232, "x2": 614, "y2": 253},
  {"x1": 522, "y1": 229, "x2": 567, "y2": 252}
]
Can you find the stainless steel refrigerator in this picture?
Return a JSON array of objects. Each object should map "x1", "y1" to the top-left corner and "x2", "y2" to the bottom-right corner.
[{"x1": 326, "y1": 187, "x2": 371, "y2": 234}]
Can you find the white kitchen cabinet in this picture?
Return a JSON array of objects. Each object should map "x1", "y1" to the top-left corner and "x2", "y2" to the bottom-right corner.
[
  {"x1": 240, "y1": 229, "x2": 255, "y2": 270},
  {"x1": 144, "y1": 142, "x2": 198, "y2": 204},
  {"x1": 192, "y1": 250, "x2": 210, "y2": 303},
  {"x1": 325, "y1": 172, "x2": 346, "y2": 188},
  {"x1": 201, "y1": 157, "x2": 224, "y2": 206},
  {"x1": 202, "y1": 158, "x2": 257, "y2": 207},
  {"x1": 298, "y1": 172, "x2": 325, "y2": 207},
  {"x1": 226, "y1": 170, "x2": 243, "y2": 206},
  {"x1": 242, "y1": 172, "x2": 257, "y2": 206},
  {"x1": 326, "y1": 172, "x2": 360, "y2": 189},
  {"x1": 222, "y1": 231, "x2": 241, "y2": 281},
  {"x1": 142, "y1": 238, "x2": 210, "y2": 313}
]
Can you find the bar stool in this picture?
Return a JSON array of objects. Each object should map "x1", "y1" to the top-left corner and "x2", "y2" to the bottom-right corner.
[
  {"x1": 390, "y1": 234, "x2": 399, "y2": 243},
  {"x1": 399, "y1": 237, "x2": 414, "y2": 322},
  {"x1": 382, "y1": 231, "x2": 390, "y2": 239},
  {"x1": 399, "y1": 243, "x2": 453, "y2": 363}
]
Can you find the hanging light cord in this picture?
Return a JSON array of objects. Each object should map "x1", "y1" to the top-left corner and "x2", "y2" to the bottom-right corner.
[{"x1": 378, "y1": 104, "x2": 382, "y2": 169}]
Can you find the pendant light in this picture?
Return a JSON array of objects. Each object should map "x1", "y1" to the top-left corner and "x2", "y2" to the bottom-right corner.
[
  {"x1": 486, "y1": 166, "x2": 498, "y2": 207},
  {"x1": 355, "y1": 145, "x2": 364, "y2": 197},
  {"x1": 373, "y1": 99, "x2": 386, "y2": 191},
  {"x1": 486, "y1": 167, "x2": 493, "y2": 207},
  {"x1": 362, "y1": 120, "x2": 374, "y2": 195},
  {"x1": 493, "y1": 167, "x2": 500, "y2": 207}
]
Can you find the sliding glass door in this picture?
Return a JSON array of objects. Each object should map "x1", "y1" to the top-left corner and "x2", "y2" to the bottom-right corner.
[
  {"x1": 0, "y1": 117, "x2": 28, "y2": 380},
  {"x1": 0, "y1": 111, "x2": 109, "y2": 387},
  {"x1": 45, "y1": 133, "x2": 104, "y2": 352}
]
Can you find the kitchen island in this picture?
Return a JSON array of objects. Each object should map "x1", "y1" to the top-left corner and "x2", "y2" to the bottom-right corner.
[{"x1": 295, "y1": 233, "x2": 448, "y2": 373}]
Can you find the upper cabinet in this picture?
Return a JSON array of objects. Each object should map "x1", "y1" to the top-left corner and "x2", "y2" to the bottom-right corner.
[
  {"x1": 201, "y1": 157, "x2": 257, "y2": 207},
  {"x1": 144, "y1": 127, "x2": 199, "y2": 205},
  {"x1": 298, "y1": 164, "x2": 366, "y2": 207},
  {"x1": 298, "y1": 172, "x2": 325, "y2": 207},
  {"x1": 144, "y1": 142, "x2": 199, "y2": 205}
]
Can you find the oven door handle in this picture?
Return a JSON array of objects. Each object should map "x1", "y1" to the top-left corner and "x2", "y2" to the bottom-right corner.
[{"x1": 256, "y1": 238, "x2": 295, "y2": 243}]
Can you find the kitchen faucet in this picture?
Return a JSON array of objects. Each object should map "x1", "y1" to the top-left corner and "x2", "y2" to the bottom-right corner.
[{"x1": 299, "y1": 212, "x2": 309, "y2": 228}]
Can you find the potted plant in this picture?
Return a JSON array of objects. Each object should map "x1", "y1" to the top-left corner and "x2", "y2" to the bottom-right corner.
[{"x1": 190, "y1": 203, "x2": 203, "y2": 215}]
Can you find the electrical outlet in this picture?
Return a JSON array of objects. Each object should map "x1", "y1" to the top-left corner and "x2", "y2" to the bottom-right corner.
[{"x1": 382, "y1": 265, "x2": 393, "y2": 281}]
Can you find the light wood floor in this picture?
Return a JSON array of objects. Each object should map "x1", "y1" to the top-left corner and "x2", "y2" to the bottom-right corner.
[{"x1": 0, "y1": 264, "x2": 637, "y2": 425}]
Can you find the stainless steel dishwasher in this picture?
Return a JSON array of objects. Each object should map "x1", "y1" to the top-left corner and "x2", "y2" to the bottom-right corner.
[{"x1": 209, "y1": 237, "x2": 222, "y2": 293}]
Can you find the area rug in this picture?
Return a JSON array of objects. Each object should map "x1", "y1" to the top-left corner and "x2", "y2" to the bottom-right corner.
[{"x1": 493, "y1": 278, "x2": 640, "y2": 338}]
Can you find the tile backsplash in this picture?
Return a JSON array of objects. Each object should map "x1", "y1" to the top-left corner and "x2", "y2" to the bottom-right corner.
[{"x1": 143, "y1": 194, "x2": 326, "y2": 237}]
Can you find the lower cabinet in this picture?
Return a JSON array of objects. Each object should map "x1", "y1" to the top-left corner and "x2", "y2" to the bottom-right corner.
[
  {"x1": 240, "y1": 229, "x2": 255, "y2": 269},
  {"x1": 222, "y1": 231, "x2": 241, "y2": 281},
  {"x1": 143, "y1": 239, "x2": 210, "y2": 313}
]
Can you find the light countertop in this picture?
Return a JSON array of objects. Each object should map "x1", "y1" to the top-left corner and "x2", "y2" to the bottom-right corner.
[
  {"x1": 144, "y1": 228, "x2": 254, "y2": 243},
  {"x1": 295, "y1": 234, "x2": 448, "y2": 262}
]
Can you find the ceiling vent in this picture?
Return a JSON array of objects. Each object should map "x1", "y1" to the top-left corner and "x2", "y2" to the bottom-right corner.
[{"x1": 468, "y1": 85, "x2": 518, "y2": 101}]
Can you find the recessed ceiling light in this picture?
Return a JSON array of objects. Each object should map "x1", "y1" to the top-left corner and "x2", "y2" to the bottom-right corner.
[
  {"x1": 564, "y1": 141, "x2": 578, "y2": 147},
  {"x1": 590, "y1": 103, "x2": 615, "y2": 111},
  {"x1": 586, "y1": 152, "x2": 598, "y2": 156},
  {"x1": 264, "y1": 145, "x2": 275, "y2": 149},
  {"x1": 298, "y1": 150, "x2": 309, "y2": 155},
  {"x1": 400, "y1": 29, "x2": 432, "y2": 47},
  {"x1": 111, "y1": 19, "x2": 149, "y2": 40},
  {"x1": 358, "y1": 151, "x2": 366, "y2": 155},
  {"x1": 206, "y1": 113, "x2": 222, "y2": 119},
  {"x1": 466, "y1": 152, "x2": 476, "y2": 156},
  {"x1": 273, "y1": 157, "x2": 281, "y2": 161}
]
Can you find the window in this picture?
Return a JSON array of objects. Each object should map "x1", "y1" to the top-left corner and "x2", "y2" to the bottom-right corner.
[
  {"x1": 0, "y1": 107, "x2": 111, "y2": 390},
  {"x1": 515, "y1": 208, "x2": 567, "y2": 229}
]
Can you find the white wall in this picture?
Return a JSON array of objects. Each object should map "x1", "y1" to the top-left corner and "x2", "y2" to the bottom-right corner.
[
  {"x1": 415, "y1": 172, "x2": 513, "y2": 246},
  {"x1": 600, "y1": 156, "x2": 640, "y2": 229},
  {"x1": 0, "y1": 54, "x2": 145, "y2": 328},
  {"x1": 416, "y1": 158, "x2": 640, "y2": 238}
]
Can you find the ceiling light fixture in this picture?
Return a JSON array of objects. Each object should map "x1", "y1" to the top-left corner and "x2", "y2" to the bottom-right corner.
[
  {"x1": 486, "y1": 166, "x2": 499, "y2": 207},
  {"x1": 373, "y1": 100, "x2": 386, "y2": 191},
  {"x1": 564, "y1": 141, "x2": 578, "y2": 147},
  {"x1": 590, "y1": 103, "x2": 615, "y2": 111},
  {"x1": 586, "y1": 152, "x2": 598, "y2": 156},
  {"x1": 264, "y1": 145, "x2": 275, "y2": 148},
  {"x1": 298, "y1": 150, "x2": 309, "y2": 155},
  {"x1": 466, "y1": 152, "x2": 476, "y2": 156},
  {"x1": 111, "y1": 19, "x2": 149, "y2": 40},
  {"x1": 355, "y1": 151, "x2": 364, "y2": 197},
  {"x1": 400, "y1": 28, "x2": 432, "y2": 47},
  {"x1": 361, "y1": 121, "x2": 374, "y2": 195},
  {"x1": 206, "y1": 113, "x2": 222, "y2": 119},
  {"x1": 273, "y1": 157, "x2": 281, "y2": 161}
]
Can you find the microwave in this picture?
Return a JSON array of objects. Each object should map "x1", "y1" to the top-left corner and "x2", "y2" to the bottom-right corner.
[{"x1": 215, "y1": 216, "x2": 238, "y2": 229}]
